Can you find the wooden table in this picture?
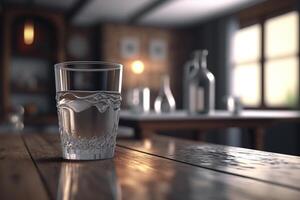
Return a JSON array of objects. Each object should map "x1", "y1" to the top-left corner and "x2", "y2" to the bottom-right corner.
[
  {"x1": 1, "y1": 133, "x2": 300, "y2": 200},
  {"x1": 119, "y1": 110, "x2": 300, "y2": 150}
]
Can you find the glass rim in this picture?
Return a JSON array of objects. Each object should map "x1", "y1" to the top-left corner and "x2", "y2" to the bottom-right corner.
[{"x1": 54, "y1": 61, "x2": 123, "y2": 71}]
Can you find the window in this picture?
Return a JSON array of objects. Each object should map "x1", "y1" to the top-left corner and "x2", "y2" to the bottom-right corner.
[
  {"x1": 233, "y1": 24, "x2": 261, "y2": 106},
  {"x1": 233, "y1": 11, "x2": 299, "y2": 108},
  {"x1": 264, "y1": 12, "x2": 299, "y2": 107}
]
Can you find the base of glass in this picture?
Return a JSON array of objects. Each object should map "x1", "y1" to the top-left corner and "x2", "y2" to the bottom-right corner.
[{"x1": 62, "y1": 149, "x2": 115, "y2": 160}]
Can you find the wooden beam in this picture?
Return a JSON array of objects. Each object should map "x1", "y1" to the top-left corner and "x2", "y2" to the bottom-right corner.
[
  {"x1": 238, "y1": 0, "x2": 297, "y2": 26},
  {"x1": 66, "y1": 0, "x2": 91, "y2": 22},
  {"x1": 128, "y1": 0, "x2": 169, "y2": 24}
]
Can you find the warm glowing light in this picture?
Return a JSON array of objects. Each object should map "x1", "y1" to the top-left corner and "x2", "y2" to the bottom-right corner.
[
  {"x1": 131, "y1": 60, "x2": 144, "y2": 74},
  {"x1": 143, "y1": 139, "x2": 152, "y2": 150},
  {"x1": 24, "y1": 21, "x2": 34, "y2": 45}
]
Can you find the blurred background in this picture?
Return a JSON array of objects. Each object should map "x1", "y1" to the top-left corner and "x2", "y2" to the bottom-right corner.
[{"x1": 0, "y1": 0, "x2": 299, "y2": 155}]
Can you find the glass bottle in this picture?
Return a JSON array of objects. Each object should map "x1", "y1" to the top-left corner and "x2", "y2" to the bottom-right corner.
[
  {"x1": 154, "y1": 75, "x2": 176, "y2": 113},
  {"x1": 184, "y1": 50, "x2": 215, "y2": 114}
]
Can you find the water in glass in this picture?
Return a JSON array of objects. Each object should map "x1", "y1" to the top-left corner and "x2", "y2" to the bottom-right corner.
[{"x1": 56, "y1": 90, "x2": 121, "y2": 160}]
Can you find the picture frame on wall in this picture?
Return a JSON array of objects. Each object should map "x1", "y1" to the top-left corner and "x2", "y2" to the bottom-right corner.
[
  {"x1": 120, "y1": 37, "x2": 139, "y2": 58},
  {"x1": 149, "y1": 38, "x2": 167, "y2": 61}
]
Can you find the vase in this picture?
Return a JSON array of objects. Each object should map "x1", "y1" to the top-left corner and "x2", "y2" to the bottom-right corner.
[{"x1": 154, "y1": 75, "x2": 176, "y2": 113}]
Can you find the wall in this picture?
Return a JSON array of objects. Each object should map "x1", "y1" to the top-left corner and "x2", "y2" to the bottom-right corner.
[
  {"x1": 0, "y1": 16, "x2": 3, "y2": 117},
  {"x1": 100, "y1": 23, "x2": 193, "y2": 108}
]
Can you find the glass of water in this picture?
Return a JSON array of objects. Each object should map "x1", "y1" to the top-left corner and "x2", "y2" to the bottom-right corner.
[{"x1": 54, "y1": 61, "x2": 123, "y2": 160}]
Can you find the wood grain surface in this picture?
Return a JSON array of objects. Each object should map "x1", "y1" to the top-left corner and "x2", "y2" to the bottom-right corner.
[
  {"x1": 118, "y1": 136, "x2": 300, "y2": 190},
  {"x1": 20, "y1": 134, "x2": 300, "y2": 200},
  {"x1": 0, "y1": 134, "x2": 49, "y2": 200}
]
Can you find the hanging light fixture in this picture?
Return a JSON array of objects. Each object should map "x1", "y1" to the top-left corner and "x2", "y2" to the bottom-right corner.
[{"x1": 24, "y1": 20, "x2": 34, "y2": 45}]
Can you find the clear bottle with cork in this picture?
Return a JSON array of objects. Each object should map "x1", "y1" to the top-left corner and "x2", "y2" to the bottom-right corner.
[{"x1": 183, "y1": 49, "x2": 215, "y2": 114}]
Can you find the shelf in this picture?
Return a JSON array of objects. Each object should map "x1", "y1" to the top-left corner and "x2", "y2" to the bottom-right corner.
[
  {"x1": 11, "y1": 87, "x2": 50, "y2": 95},
  {"x1": 12, "y1": 53, "x2": 56, "y2": 61},
  {"x1": 24, "y1": 114, "x2": 58, "y2": 126}
]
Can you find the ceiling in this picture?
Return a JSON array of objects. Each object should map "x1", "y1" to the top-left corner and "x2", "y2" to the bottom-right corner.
[
  {"x1": 139, "y1": 0, "x2": 263, "y2": 26},
  {"x1": 72, "y1": 0, "x2": 153, "y2": 25},
  {"x1": 3, "y1": 0, "x2": 264, "y2": 27},
  {"x1": 3, "y1": 0, "x2": 77, "y2": 10}
]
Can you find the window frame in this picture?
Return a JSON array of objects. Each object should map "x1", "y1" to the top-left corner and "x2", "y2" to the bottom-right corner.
[{"x1": 237, "y1": 7, "x2": 300, "y2": 110}]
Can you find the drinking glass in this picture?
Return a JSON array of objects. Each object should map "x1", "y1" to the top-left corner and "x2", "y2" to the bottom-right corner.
[{"x1": 54, "y1": 61, "x2": 123, "y2": 160}]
